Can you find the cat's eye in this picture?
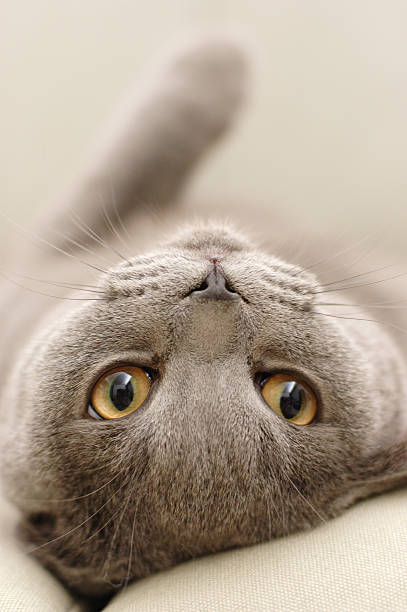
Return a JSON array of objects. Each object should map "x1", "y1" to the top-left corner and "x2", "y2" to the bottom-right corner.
[
  {"x1": 89, "y1": 366, "x2": 151, "y2": 420},
  {"x1": 260, "y1": 373, "x2": 317, "y2": 425}
]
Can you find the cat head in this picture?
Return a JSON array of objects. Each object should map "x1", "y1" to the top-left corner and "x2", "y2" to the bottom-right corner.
[{"x1": 3, "y1": 223, "x2": 407, "y2": 597}]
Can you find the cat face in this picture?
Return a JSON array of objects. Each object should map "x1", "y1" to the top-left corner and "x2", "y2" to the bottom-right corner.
[{"x1": 3, "y1": 225, "x2": 407, "y2": 597}]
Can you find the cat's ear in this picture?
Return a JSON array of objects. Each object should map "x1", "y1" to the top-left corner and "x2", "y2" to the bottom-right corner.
[{"x1": 352, "y1": 440, "x2": 407, "y2": 495}]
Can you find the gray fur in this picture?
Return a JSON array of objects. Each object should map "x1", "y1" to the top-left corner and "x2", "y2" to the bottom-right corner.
[{"x1": 1, "y1": 37, "x2": 407, "y2": 600}]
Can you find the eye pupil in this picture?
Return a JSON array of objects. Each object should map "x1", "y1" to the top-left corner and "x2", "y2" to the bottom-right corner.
[
  {"x1": 110, "y1": 373, "x2": 134, "y2": 411},
  {"x1": 280, "y1": 382, "x2": 304, "y2": 419}
]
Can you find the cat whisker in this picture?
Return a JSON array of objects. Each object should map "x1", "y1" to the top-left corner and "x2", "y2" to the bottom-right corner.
[
  {"x1": 285, "y1": 475, "x2": 326, "y2": 523},
  {"x1": 318, "y1": 301, "x2": 407, "y2": 311},
  {"x1": 135, "y1": 195, "x2": 173, "y2": 229},
  {"x1": 0, "y1": 210, "x2": 109, "y2": 275},
  {"x1": 70, "y1": 210, "x2": 111, "y2": 249},
  {"x1": 109, "y1": 178, "x2": 131, "y2": 246},
  {"x1": 82, "y1": 504, "x2": 125, "y2": 544},
  {"x1": 294, "y1": 233, "x2": 372, "y2": 277},
  {"x1": 100, "y1": 458, "x2": 148, "y2": 583},
  {"x1": 54, "y1": 229, "x2": 115, "y2": 266},
  {"x1": 0, "y1": 270, "x2": 111, "y2": 300},
  {"x1": 318, "y1": 228, "x2": 390, "y2": 281},
  {"x1": 123, "y1": 510, "x2": 137, "y2": 589},
  {"x1": 101, "y1": 472, "x2": 136, "y2": 580},
  {"x1": 26, "y1": 477, "x2": 130, "y2": 555},
  {"x1": 314, "y1": 311, "x2": 407, "y2": 336},
  {"x1": 313, "y1": 269, "x2": 407, "y2": 294},
  {"x1": 3, "y1": 270, "x2": 107, "y2": 295},
  {"x1": 265, "y1": 466, "x2": 282, "y2": 537},
  {"x1": 319, "y1": 263, "x2": 396, "y2": 288},
  {"x1": 291, "y1": 228, "x2": 350, "y2": 273},
  {"x1": 99, "y1": 193, "x2": 133, "y2": 263},
  {"x1": 71, "y1": 209, "x2": 132, "y2": 267},
  {"x1": 350, "y1": 470, "x2": 407, "y2": 487},
  {"x1": 17, "y1": 471, "x2": 123, "y2": 504},
  {"x1": 298, "y1": 220, "x2": 393, "y2": 278},
  {"x1": 320, "y1": 296, "x2": 407, "y2": 306}
]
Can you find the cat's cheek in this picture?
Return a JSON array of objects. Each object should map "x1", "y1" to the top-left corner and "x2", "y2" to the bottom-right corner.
[{"x1": 23, "y1": 512, "x2": 57, "y2": 540}]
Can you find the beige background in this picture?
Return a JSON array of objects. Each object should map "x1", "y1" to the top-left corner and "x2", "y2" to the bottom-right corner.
[
  {"x1": 1, "y1": 6, "x2": 407, "y2": 610},
  {"x1": 1, "y1": 1, "x2": 406, "y2": 254}
]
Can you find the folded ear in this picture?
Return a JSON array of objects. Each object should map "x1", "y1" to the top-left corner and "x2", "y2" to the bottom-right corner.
[{"x1": 351, "y1": 440, "x2": 407, "y2": 497}]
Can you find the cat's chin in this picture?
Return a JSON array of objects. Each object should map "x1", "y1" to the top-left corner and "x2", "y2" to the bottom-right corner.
[
  {"x1": 19, "y1": 515, "x2": 130, "y2": 598},
  {"x1": 23, "y1": 528, "x2": 273, "y2": 598},
  {"x1": 38, "y1": 556, "x2": 121, "y2": 599},
  {"x1": 17, "y1": 472, "x2": 406, "y2": 600},
  {"x1": 19, "y1": 502, "x2": 344, "y2": 599}
]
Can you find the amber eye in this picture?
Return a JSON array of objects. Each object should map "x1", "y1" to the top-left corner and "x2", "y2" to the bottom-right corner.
[
  {"x1": 89, "y1": 366, "x2": 151, "y2": 420},
  {"x1": 261, "y1": 373, "x2": 317, "y2": 426}
]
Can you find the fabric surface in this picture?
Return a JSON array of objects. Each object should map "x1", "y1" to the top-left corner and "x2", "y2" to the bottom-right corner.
[
  {"x1": 1, "y1": 489, "x2": 406, "y2": 611},
  {"x1": 105, "y1": 488, "x2": 407, "y2": 612},
  {"x1": 0, "y1": 496, "x2": 79, "y2": 612}
]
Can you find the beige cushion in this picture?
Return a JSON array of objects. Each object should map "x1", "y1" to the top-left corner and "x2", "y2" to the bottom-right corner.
[
  {"x1": 0, "y1": 497, "x2": 78, "y2": 612},
  {"x1": 1, "y1": 489, "x2": 406, "y2": 611},
  {"x1": 104, "y1": 488, "x2": 407, "y2": 611}
]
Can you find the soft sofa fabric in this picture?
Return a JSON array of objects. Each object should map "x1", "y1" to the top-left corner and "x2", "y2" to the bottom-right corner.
[
  {"x1": 106, "y1": 488, "x2": 407, "y2": 612},
  {"x1": 0, "y1": 497, "x2": 79, "y2": 612},
  {"x1": 1, "y1": 489, "x2": 406, "y2": 611}
]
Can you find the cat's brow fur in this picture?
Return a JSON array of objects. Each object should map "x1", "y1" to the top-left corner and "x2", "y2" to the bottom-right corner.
[{"x1": 1, "y1": 37, "x2": 407, "y2": 601}]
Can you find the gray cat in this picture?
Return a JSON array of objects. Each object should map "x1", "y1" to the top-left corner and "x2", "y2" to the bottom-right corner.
[{"x1": 1, "y1": 37, "x2": 406, "y2": 602}]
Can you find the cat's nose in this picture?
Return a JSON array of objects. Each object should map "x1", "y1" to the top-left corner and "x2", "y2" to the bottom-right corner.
[{"x1": 190, "y1": 268, "x2": 240, "y2": 301}]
